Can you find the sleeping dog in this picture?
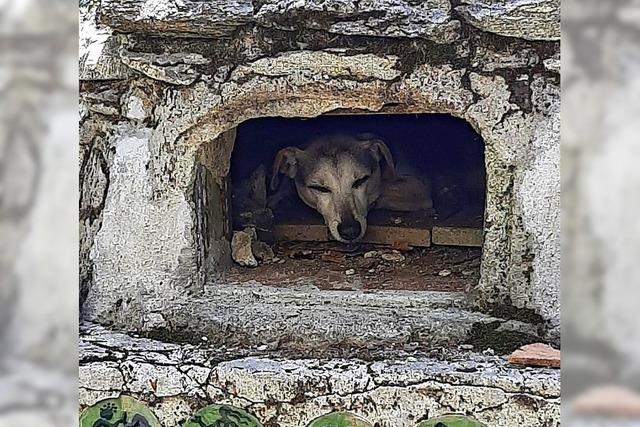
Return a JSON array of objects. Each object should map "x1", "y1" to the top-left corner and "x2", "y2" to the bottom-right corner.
[{"x1": 270, "y1": 134, "x2": 432, "y2": 243}]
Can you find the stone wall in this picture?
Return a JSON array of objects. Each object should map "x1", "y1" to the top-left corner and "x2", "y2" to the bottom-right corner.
[
  {"x1": 80, "y1": 0, "x2": 560, "y2": 339},
  {"x1": 80, "y1": 324, "x2": 560, "y2": 427}
]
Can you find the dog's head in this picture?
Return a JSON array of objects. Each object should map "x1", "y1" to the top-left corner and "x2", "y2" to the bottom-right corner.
[{"x1": 271, "y1": 135, "x2": 396, "y2": 243}]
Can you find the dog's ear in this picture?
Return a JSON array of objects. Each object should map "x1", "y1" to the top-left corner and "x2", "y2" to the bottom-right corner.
[
  {"x1": 363, "y1": 139, "x2": 397, "y2": 181},
  {"x1": 271, "y1": 147, "x2": 302, "y2": 190}
]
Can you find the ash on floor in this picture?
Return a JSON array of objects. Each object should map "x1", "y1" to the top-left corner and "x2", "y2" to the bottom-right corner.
[{"x1": 226, "y1": 241, "x2": 481, "y2": 291}]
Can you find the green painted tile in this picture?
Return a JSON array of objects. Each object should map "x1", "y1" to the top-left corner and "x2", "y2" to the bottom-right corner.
[
  {"x1": 418, "y1": 414, "x2": 487, "y2": 427},
  {"x1": 80, "y1": 395, "x2": 161, "y2": 427},
  {"x1": 307, "y1": 412, "x2": 372, "y2": 427},
  {"x1": 183, "y1": 404, "x2": 262, "y2": 427}
]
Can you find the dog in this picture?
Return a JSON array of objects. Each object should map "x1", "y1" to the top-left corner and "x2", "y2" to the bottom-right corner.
[{"x1": 270, "y1": 134, "x2": 432, "y2": 243}]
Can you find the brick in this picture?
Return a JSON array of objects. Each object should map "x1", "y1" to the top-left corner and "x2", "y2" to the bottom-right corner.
[
  {"x1": 273, "y1": 224, "x2": 430, "y2": 247},
  {"x1": 432, "y1": 226, "x2": 483, "y2": 247},
  {"x1": 274, "y1": 224, "x2": 328, "y2": 242},
  {"x1": 508, "y1": 343, "x2": 560, "y2": 368},
  {"x1": 363, "y1": 226, "x2": 430, "y2": 247}
]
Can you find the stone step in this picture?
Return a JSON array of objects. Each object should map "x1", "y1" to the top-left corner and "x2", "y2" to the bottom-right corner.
[
  {"x1": 155, "y1": 283, "x2": 543, "y2": 356},
  {"x1": 79, "y1": 325, "x2": 560, "y2": 427}
]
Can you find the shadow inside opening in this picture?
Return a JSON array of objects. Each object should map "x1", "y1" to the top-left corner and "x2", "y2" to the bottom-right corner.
[{"x1": 225, "y1": 114, "x2": 485, "y2": 292}]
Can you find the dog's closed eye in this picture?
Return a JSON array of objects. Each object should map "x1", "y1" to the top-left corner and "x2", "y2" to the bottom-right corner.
[
  {"x1": 308, "y1": 184, "x2": 332, "y2": 193},
  {"x1": 352, "y1": 175, "x2": 370, "y2": 189}
]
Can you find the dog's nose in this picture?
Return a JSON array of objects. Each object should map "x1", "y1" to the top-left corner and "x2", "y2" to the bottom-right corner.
[{"x1": 337, "y1": 220, "x2": 362, "y2": 241}]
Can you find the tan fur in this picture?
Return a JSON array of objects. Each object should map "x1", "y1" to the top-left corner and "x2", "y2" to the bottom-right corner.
[{"x1": 271, "y1": 135, "x2": 428, "y2": 242}]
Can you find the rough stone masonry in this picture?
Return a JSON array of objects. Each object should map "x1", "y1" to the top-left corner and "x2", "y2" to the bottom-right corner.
[
  {"x1": 79, "y1": 0, "x2": 560, "y2": 344},
  {"x1": 80, "y1": 323, "x2": 560, "y2": 427}
]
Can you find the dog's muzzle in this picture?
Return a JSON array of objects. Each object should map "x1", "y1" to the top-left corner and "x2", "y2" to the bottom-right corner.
[{"x1": 337, "y1": 219, "x2": 362, "y2": 241}]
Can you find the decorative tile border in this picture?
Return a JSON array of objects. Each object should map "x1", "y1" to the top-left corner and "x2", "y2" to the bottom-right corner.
[
  {"x1": 80, "y1": 396, "x2": 162, "y2": 427},
  {"x1": 417, "y1": 415, "x2": 487, "y2": 427},
  {"x1": 307, "y1": 412, "x2": 372, "y2": 427},
  {"x1": 80, "y1": 398, "x2": 489, "y2": 427},
  {"x1": 182, "y1": 404, "x2": 263, "y2": 427}
]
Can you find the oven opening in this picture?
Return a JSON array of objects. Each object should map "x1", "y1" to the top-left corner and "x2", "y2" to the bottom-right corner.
[{"x1": 224, "y1": 113, "x2": 485, "y2": 292}]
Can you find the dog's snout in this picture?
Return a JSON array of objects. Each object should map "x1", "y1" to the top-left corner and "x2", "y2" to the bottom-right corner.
[{"x1": 337, "y1": 219, "x2": 362, "y2": 241}]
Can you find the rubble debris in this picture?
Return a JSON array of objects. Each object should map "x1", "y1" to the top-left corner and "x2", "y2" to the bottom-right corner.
[
  {"x1": 381, "y1": 251, "x2": 405, "y2": 262},
  {"x1": 231, "y1": 231, "x2": 258, "y2": 267},
  {"x1": 508, "y1": 343, "x2": 560, "y2": 368},
  {"x1": 252, "y1": 241, "x2": 274, "y2": 262},
  {"x1": 290, "y1": 249, "x2": 314, "y2": 260},
  {"x1": 363, "y1": 250, "x2": 378, "y2": 259},
  {"x1": 438, "y1": 269, "x2": 452, "y2": 277},
  {"x1": 243, "y1": 226, "x2": 257, "y2": 240},
  {"x1": 345, "y1": 269, "x2": 355, "y2": 276},
  {"x1": 321, "y1": 251, "x2": 346, "y2": 263},
  {"x1": 228, "y1": 241, "x2": 480, "y2": 292}
]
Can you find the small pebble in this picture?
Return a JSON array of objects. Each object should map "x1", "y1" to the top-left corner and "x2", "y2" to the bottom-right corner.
[
  {"x1": 392, "y1": 217, "x2": 402, "y2": 224},
  {"x1": 438, "y1": 269, "x2": 452, "y2": 277},
  {"x1": 364, "y1": 250, "x2": 378, "y2": 259},
  {"x1": 345, "y1": 269, "x2": 355, "y2": 276},
  {"x1": 278, "y1": 259, "x2": 285, "y2": 264},
  {"x1": 257, "y1": 344, "x2": 268, "y2": 351},
  {"x1": 201, "y1": 336, "x2": 208, "y2": 342},
  {"x1": 368, "y1": 269, "x2": 375, "y2": 273},
  {"x1": 459, "y1": 344, "x2": 474, "y2": 351},
  {"x1": 382, "y1": 251, "x2": 405, "y2": 262}
]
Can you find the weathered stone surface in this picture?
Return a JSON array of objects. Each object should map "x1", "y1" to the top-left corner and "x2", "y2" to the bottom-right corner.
[
  {"x1": 83, "y1": 124, "x2": 199, "y2": 328},
  {"x1": 79, "y1": 362, "x2": 125, "y2": 391},
  {"x1": 99, "y1": 0, "x2": 255, "y2": 37},
  {"x1": 98, "y1": 0, "x2": 459, "y2": 43},
  {"x1": 472, "y1": 44, "x2": 539, "y2": 72},
  {"x1": 522, "y1": 76, "x2": 560, "y2": 339},
  {"x1": 457, "y1": 0, "x2": 560, "y2": 41},
  {"x1": 255, "y1": 0, "x2": 460, "y2": 43},
  {"x1": 157, "y1": 283, "x2": 545, "y2": 354},
  {"x1": 464, "y1": 72, "x2": 560, "y2": 339},
  {"x1": 233, "y1": 50, "x2": 401, "y2": 82},
  {"x1": 543, "y1": 53, "x2": 560, "y2": 73},
  {"x1": 121, "y1": 50, "x2": 210, "y2": 85},
  {"x1": 80, "y1": 6, "x2": 134, "y2": 80},
  {"x1": 79, "y1": 326, "x2": 560, "y2": 427}
]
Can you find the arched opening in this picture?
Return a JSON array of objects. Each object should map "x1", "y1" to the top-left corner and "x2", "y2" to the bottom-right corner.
[{"x1": 216, "y1": 113, "x2": 486, "y2": 292}]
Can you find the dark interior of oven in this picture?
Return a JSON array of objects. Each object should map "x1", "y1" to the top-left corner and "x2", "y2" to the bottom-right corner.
[{"x1": 225, "y1": 114, "x2": 485, "y2": 292}]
